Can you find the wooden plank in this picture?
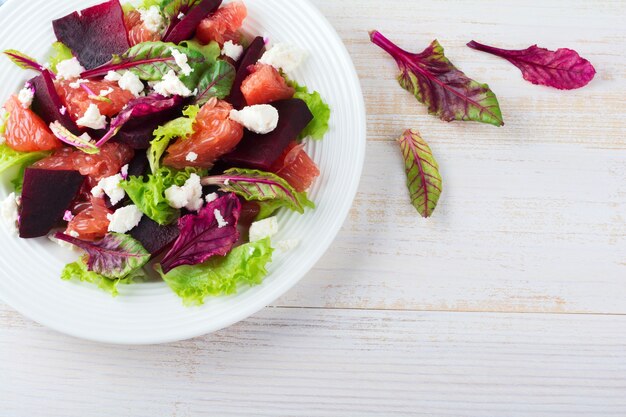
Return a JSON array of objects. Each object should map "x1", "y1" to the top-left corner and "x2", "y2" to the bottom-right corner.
[{"x1": 1, "y1": 304, "x2": 625, "y2": 417}]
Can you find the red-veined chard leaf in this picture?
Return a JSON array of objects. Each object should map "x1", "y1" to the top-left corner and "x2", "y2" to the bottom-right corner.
[
  {"x1": 96, "y1": 94, "x2": 185, "y2": 147},
  {"x1": 466, "y1": 41, "x2": 596, "y2": 90},
  {"x1": 49, "y1": 122, "x2": 100, "y2": 154},
  {"x1": 398, "y1": 129, "x2": 443, "y2": 218},
  {"x1": 201, "y1": 168, "x2": 314, "y2": 214},
  {"x1": 54, "y1": 232, "x2": 151, "y2": 279},
  {"x1": 162, "y1": 0, "x2": 223, "y2": 44},
  {"x1": 194, "y1": 60, "x2": 236, "y2": 104},
  {"x1": 160, "y1": 193, "x2": 241, "y2": 273},
  {"x1": 3, "y1": 49, "x2": 48, "y2": 73},
  {"x1": 370, "y1": 31, "x2": 504, "y2": 127},
  {"x1": 80, "y1": 41, "x2": 206, "y2": 88}
]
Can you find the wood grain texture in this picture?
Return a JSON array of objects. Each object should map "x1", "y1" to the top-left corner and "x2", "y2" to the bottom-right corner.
[
  {"x1": 2, "y1": 304, "x2": 626, "y2": 417},
  {"x1": 1, "y1": 0, "x2": 626, "y2": 415}
]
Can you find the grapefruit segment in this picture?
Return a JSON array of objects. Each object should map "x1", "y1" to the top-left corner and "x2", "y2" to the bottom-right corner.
[
  {"x1": 55, "y1": 79, "x2": 135, "y2": 120},
  {"x1": 3, "y1": 95, "x2": 61, "y2": 152},
  {"x1": 196, "y1": 1, "x2": 247, "y2": 45},
  {"x1": 66, "y1": 196, "x2": 112, "y2": 241},
  {"x1": 124, "y1": 10, "x2": 161, "y2": 46},
  {"x1": 271, "y1": 141, "x2": 320, "y2": 192},
  {"x1": 241, "y1": 63, "x2": 295, "y2": 106}
]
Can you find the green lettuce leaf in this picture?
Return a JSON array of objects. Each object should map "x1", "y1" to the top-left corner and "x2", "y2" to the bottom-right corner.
[
  {"x1": 48, "y1": 42, "x2": 73, "y2": 73},
  {"x1": 194, "y1": 60, "x2": 236, "y2": 104},
  {"x1": 121, "y1": 166, "x2": 205, "y2": 225},
  {"x1": 148, "y1": 105, "x2": 200, "y2": 172},
  {"x1": 0, "y1": 144, "x2": 49, "y2": 176},
  {"x1": 288, "y1": 80, "x2": 331, "y2": 140},
  {"x1": 61, "y1": 260, "x2": 148, "y2": 297},
  {"x1": 157, "y1": 238, "x2": 274, "y2": 305}
]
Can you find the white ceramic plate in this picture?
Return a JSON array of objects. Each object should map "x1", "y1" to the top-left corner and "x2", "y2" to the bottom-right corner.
[{"x1": 0, "y1": 0, "x2": 365, "y2": 344}]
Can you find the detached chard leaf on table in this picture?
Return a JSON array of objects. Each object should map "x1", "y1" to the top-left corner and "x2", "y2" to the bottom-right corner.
[
  {"x1": 398, "y1": 129, "x2": 443, "y2": 218},
  {"x1": 370, "y1": 31, "x2": 504, "y2": 127},
  {"x1": 466, "y1": 40, "x2": 596, "y2": 90}
]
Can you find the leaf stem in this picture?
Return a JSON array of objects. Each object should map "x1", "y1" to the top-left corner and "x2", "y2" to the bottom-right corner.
[
  {"x1": 466, "y1": 40, "x2": 509, "y2": 58},
  {"x1": 369, "y1": 30, "x2": 414, "y2": 64}
]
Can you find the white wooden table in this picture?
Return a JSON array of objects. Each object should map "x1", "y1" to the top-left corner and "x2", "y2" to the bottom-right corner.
[{"x1": 2, "y1": 1, "x2": 626, "y2": 415}]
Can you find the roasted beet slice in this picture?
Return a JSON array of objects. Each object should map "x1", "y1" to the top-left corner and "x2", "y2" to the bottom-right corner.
[
  {"x1": 130, "y1": 217, "x2": 180, "y2": 255},
  {"x1": 227, "y1": 36, "x2": 265, "y2": 109},
  {"x1": 162, "y1": 0, "x2": 223, "y2": 44},
  {"x1": 52, "y1": 0, "x2": 130, "y2": 70},
  {"x1": 126, "y1": 151, "x2": 150, "y2": 178},
  {"x1": 19, "y1": 169, "x2": 85, "y2": 238},
  {"x1": 114, "y1": 97, "x2": 186, "y2": 149},
  {"x1": 221, "y1": 99, "x2": 313, "y2": 170},
  {"x1": 30, "y1": 71, "x2": 81, "y2": 135}
]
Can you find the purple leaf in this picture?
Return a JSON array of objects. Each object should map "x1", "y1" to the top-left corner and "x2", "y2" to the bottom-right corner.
[
  {"x1": 54, "y1": 232, "x2": 151, "y2": 279},
  {"x1": 30, "y1": 70, "x2": 82, "y2": 135},
  {"x1": 370, "y1": 31, "x2": 504, "y2": 127},
  {"x1": 162, "y1": 0, "x2": 223, "y2": 44},
  {"x1": 3, "y1": 49, "x2": 48, "y2": 73},
  {"x1": 160, "y1": 193, "x2": 241, "y2": 273},
  {"x1": 96, "y1": 94, "x2": 185, "y2": 147},
  {"x1": 52, "y1": 0, "x2": 130, "y2": 70},
  {"x1": 467, "y1": 40, "x2": 596, "y2": 90},
  {"x1": 49, "y1": 122, "x2": 100, "y2": 154}
]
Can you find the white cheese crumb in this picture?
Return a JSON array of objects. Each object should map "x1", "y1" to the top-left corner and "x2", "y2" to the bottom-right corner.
[
  {"x1": 249, "y1": 216, "x2": 279, "y2": 242},
  {"x1": 205, "y1": 192, "x2": 218, "y2": 203},
  {"x1": 186, "y1": 152, "x2": 198, "y2": 162},
  {"x1": 99, "y1": 87, "x2": 114, "y2": 97},
  {"x1": 164, "y1": 174, "x2": 203, "y2": 212},
  {"x1": 274, "y1": 239, "x2": 300, "y2": 254},
  {"x1": 105, "y1": 71, "x2": 122, "y2": 82},
  {"x1": 259, "y1": 43, "x2": 307, "y2": 74},
  {"x1": 59, "y1": 105, "x2": 67, "y2": 115},
  {"x1": 153, "y1": 70, "x2": 192, "y2": 97},
  {"x1": 221, "y1": 40, "x2": 244, "y2": 61},
  {"x1": 1, "y1": 192, "x2": 19, "y2": 235},
  {"x1": 56, "y1": 58, "x2": 86, "y2": 80},
  {"x1": 214, "y1": 209, "x2": 228, "y2": 228},
  {"x1": 69, "y1": 79, "x2": 88, "y2": 89},
  {"x1": 118, "y1": 71, "x2": 144, "y2": 97},
  {"x1": 68, "y1": 230, "x2": 80, "y2": 238},
  {"x1": 107, "y1": 205, "x2": 143, "y2": 234},
  {"x1": 91, "y1": 174, "x2": 125, "y2": 205},
  {"x1": 170, "y1": 48, "x2": 193, "y2": 76},
  {"x1": 229, "y1": 105, "x2": 279, "y2": 134},
  {"x1": 18, "y1": 83, "x2": 34, "y2": 109},
  {"x1": 139, "y1": 6, "x2": 164, "y2": 33},
  {"x1": 76, "y1": 103, "x2": 107, "y2": 130},
  {"x1": 177, "y1": 12, "x2": 185, "y2": 19},
  {"x1": 120, "y1": 164, "x2": 129, "y2": 179}
]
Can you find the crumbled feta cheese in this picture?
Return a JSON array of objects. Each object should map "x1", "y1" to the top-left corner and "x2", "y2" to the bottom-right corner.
[
  {"x1": 99, "y1": 87, "x2": 114, "y2": 97},
  {"x1": 56, "y1": 58, "x2": 86, "y2": 80},
  {"x1": 153, "y1": 70, "x2": 192, "y2": 97},
  {"x1": 92, "y1": 174, "x2": 125, "y2": 205},
  {"x1": 69, "y1": 79, "x2": 88, "y2": 89},
  {"x1": 186, "y1": 152, "x2": 198, "y2": 162},
  {"x1": 118, "y1": 71, "x2": 144, "y2": 97},
  {"x1": 139, "y1": 6, "x2": 164, "y2": 33},
  {"x1": 1, "y1": 192, "x2": 19, "y2": 234},
  {"x1": 107, "y1": 205, "x2": 143, "y2": 234},
  {"x1": 76, "y1": 103, "x2": 107, "y2": 130},
  {"x1": 249, "y1": 216, "x2": 279, "y2": 242},
  {"x1": 259, "y1": 43, "x2": 307, "y2": 74},
  {"x1": 59, "y1": 106, "x2": 67, "y2": 115},
  {"x1": 229, "y1": 105, "x2": 279, "y2": 134},
  {"x1": 177, "y1": 12, "x2": 185, "y2": 20},
  {"x1": 274, "y1": 239, "x2": 300, "y2": 254},
  {"x1": 214, "y1": 209, "x2": 228, "y2": 228},
  {"x1": 105, "y1": 71, "x2": 122, "y2": 82},
  {"x1": 18, "y1": 83, "x2": 34, "y2": 108},
  {"x1": 48, "y1": 233, "x2": 81, "y2": 252},
  {"x1": 68, "y1": 230, "x2": 80, "y2": 238},
  {"x1": 164, "y1": 174, "x2": 203, "y2": 212},
  {"x1": 205, "y1": 192, "x2": 218, "y2": 203},
  {"x1": 221, "y1": 40, "x2": 244, "y2": 61},
  {"x1": 120, "y1": 164, "x2": 129, "y2": 179},
  {"x1": 170, "y1": 48, "x2": 193, "y2": 76}
]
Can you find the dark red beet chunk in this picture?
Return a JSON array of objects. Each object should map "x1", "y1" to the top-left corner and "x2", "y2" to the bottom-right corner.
[
  {"x1": 162, "y1": 0, "x2": 223, "y2": 44},
  {"x1": 52, "y1": 0, "x2": 130, "y2": 70},
  {"x1": 221, "y1": 99, "x2": 313, "y2": 170},
  {"x1": 19, "y1": 169, "x2": 85, "y2": 239},
  {"x1": 126, "y1": 151, "x2": 150, "y2": 178},
  {"x1": 227, "y1": 37, "x2": 265, "y2": 109},
  {"x1": 130, "y1": 217, "x2": 180, "y2": 255},
  {"x1": 30, "y1": 70, "x2": 82, "y2": 135}
]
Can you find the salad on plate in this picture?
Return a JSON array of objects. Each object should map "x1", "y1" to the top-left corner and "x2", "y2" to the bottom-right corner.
[{"x1": 0, "y1": 0, "x2": 330, "y2": 305}]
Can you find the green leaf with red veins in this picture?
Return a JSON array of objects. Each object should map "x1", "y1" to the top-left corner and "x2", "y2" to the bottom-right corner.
[
  {"x1": 370, "y1": 31, "x2": 504, "y2": 127},
  {"x1": 398, "y1": 129, "x2": 443, "y2": 218}
]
